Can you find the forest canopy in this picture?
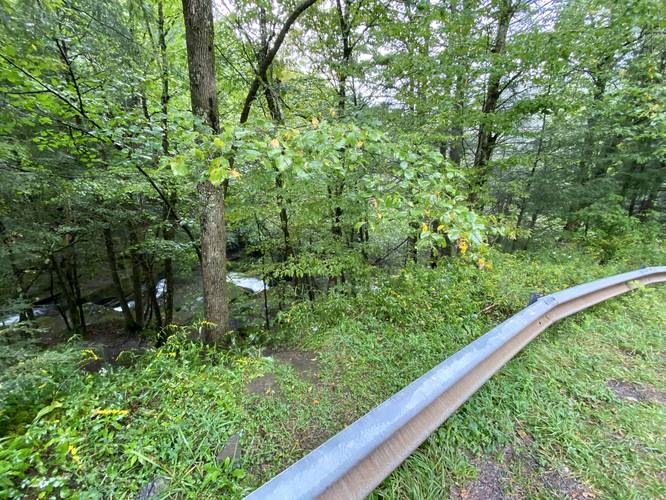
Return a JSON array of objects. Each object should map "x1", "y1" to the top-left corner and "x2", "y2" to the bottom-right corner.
[{"x1": 1, "y1": 0, "x2": 663, "y2": 341}]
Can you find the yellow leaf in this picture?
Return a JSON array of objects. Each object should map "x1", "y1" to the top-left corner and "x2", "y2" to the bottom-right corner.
[
  {"x1": 311, "y1": 116, "x2": 319, "y2": 129},
  {"x1": 229, "y1": 169, "x2": 241, "y2": 178},
  {"x1": 270, "y1": 138, "x2": 280, "y2": 148}
]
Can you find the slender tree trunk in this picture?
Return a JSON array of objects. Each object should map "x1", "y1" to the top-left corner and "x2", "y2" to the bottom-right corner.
[
  {"x1": 159, "y1": 0, "x2": 176, "y2": 326},
  {"x1": 449, "y1": 72, "x2": 464, "y2": 166},
  {"x1": 51, "y1": 253, "x2": 83, "y2": 334},
  {"x1": 469, "y1": 0, "x2": 516, "y2": 206},
  {"x1": 128, "y1": 224, "x2": 144, "y2": 329},
  {"x1": 50, "y1": 267, "x2": 71, "y2": 330},
  {"x1": 564, "y1": 60, "x2": 611, "y2": 230},
  {"x1": 59, "y1": 199, "x2": 86, "y2": 334},
  {"x1": 163, "y1": 206, "x2": 176, "y2": 326},
  {"x1": 257, "y1": 8, "x2": 294, "y2": 262},
  {"x1": 142, "y1": 260, "x2": 163, "y2": 328},
  {"x1": 104, "y1": 228, "x2": 138, "y2": 332},
  {"x1": 0, "y1": 221, "x2": 36, "y2": 321},
  {"x1": 523, "y1": 210, "x2": 539, "y2": 249},
  {"x1": 182, "y1": 0, "x2": 228, "y2": 342},
  {"x1": 512, "y1": 112, "x2": 547, "y2": 251}
]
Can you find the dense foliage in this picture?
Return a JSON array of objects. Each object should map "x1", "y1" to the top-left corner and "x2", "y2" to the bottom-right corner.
[
  {"x1": 0, "y1": 0, "x2": 664, "y2": 497},
  {"x1": 1, "y1": 246, "x2": 664, "y2": 497},
  {"x1": 1, "y1": 0, "x2": 663, "y2": 337}
]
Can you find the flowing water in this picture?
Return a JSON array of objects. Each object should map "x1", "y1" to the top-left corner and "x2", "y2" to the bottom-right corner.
[{"x1": 1, "y1": 274, "x2": 267, "y2": 327}]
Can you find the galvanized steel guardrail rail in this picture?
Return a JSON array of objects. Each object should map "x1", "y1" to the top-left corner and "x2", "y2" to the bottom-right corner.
[{"x1": 246, "y1": 266, "x2": 666, "y2": 499}]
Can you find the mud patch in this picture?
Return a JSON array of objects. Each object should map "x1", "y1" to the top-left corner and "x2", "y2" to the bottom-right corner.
[
  {"x1": 453, "y1": 432, "x2": 594, "y2": 499},
  {"x1": 265, "y1": 348, "x2": 321, "y2": 382},
  {"x1": 607, "y1": 379, "x2": 666, "y2": 404},
  {"x1": 542, "y1": 466, "x2": 593, "y2": 498},
  {"x1": 294, "y1": 424, "x2": 331, "y2": 452},
  {"x1": 451, "y1": 460, "x2": 508, "y2": 499},
  {"x1": 609, "y1": 431, "x2": 660, "y2": 456},
  {"x1": 615, "y1": 345, "x2": 647, "y2": 360},
  {"x1": 76, "y1": 322, "x2": 148, "y2": 372},
  {"x1": 246, "y1": 374, "x2": 279, "y2": 396}
]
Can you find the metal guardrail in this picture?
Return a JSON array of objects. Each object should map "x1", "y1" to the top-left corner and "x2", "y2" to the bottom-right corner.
[{"x1": 246, "y1": 266, "x2": 666, "y2": 499}]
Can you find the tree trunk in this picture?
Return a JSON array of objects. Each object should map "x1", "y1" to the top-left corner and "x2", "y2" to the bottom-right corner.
[
  {"x1": 0, "y1": 221, "x2": 37, "y2": 321},
  {"x1": 182, "y1": 0, "x2": 219, "y2": 132},
  {"x1": 198, "y1": 181, "x2": 228, "y2": 341},
  {"x1": 58, "y1": 199, "x2": 86, "y2": 334},
  {"x1": 449, "y1": 72, "x2": 464, "y2": 166},
  {"x1": 142, "y1": 259, "x2": 163, "y2": 328},
  {"x1": 104, "y1": 228, "x2": 138, "y2": 332},
  {"x1": 469, "y1": 0, "x2": 515, "y2": 205},
  {"x1": 128, "y1": 224, "x2": 145, "y2": 329},
  {"x1": 159, "y1": 0, "x2": 175, "y2": 327},
  {"x1": 511, "y1": 111, "x2": 547, "y2": 251},
  {"x1": 182, "y1": 0, "x2": 228, "y2": 342}
]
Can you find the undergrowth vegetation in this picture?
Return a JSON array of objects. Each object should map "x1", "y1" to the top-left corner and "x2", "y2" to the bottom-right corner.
[{"x1": 1, "y1": 244, "x2": 664, "y2": 498}]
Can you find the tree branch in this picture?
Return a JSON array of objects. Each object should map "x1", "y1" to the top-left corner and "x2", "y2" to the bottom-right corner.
[{"x1": 239, "y1": 0, "x2": 318, "y2": 124}]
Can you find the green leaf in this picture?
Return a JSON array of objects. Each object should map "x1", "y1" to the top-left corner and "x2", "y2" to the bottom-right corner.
[
  {"x1": 33, "y1": 401, "x2": 63, "y2": 422},
  {"x1": 170, "y1": 156, "x2": 188, "y2": 176},
  {"x1": 210, "y1": 166, "x2": 227, "y2": 186}
]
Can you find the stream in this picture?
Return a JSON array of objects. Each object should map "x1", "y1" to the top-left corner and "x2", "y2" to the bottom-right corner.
[{"x1": 1, "y1": 273, "x2": 268, "y2": 327}]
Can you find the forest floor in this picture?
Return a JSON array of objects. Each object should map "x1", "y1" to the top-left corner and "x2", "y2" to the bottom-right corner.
[{"x1": 1, "y1": 249, "x2": 664, "y2": 498}]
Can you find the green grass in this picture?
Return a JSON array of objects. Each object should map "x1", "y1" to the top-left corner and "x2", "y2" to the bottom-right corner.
[
  {"x1": 1, "y1": 248, "x2": 664, "y2": 498},
  {"x1": 372, "y1": 283, "x2": 666, "y2": 499}
]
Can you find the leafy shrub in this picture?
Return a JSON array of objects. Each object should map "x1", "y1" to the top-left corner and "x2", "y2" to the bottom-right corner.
[
  {"x1": 0, "y1": 347, "x2": 85, "y2": 435},
  {"x1": 575, "y1": 196, "x2": 665, "y2": 264},
  {"x1": 0, "y1": 327, "x2": 261, "y2": 498}
]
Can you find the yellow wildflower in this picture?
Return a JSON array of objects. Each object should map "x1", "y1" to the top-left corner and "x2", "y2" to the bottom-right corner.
[
  {"x1": 270, "y1": 138, "x2": 280, "y2": 148},
  {"x1": 82, "y1": 349, "x2": 99, "y2": 361},
  {"x1": 91, "y1": 409, "x2": 129, "y2": 418},
  {"x1": 311, "y1": 116, "x2": 319, "y2": 129},
  {"x1": 458, "y1": 239, "x2": 468, "y2": 254},
  {"x1": 68, "y1": 445, "x2": 81, "y2": 465},
  {"x1": 421, "y1": 223, "x2": 429, "y2": 233}
]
